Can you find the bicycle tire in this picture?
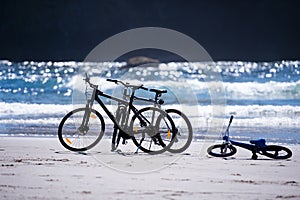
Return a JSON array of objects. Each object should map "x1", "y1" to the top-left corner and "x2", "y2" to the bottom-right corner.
[
  {"x1": 165, "y1": 109, "x2": 193, "y2": 153},
  {"x1": 58, "y1": 108, "x2": 105, "y2": 151},
  {"x1": 261, "y1": 145, "x2": 292, "y2": 159},
  {"x1": 207, "y1": 144, "x2": 237, "y2": 157},
  {"x1": 130, "y1": 107, "x2": 176, "y2": 155}
]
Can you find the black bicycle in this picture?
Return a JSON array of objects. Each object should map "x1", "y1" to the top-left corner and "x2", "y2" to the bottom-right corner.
[
  {"x1": 132, "y1": 86, "x2": 193, "y2": 153},
  {"x1": 207, "y1": 116, "x2": 292, "y2": 159},
  {"x1": 58, "y1": 74, "x2": 176, "y2": 154}
]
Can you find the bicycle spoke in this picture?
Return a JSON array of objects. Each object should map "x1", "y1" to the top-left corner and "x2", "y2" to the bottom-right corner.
[
  {"x1": 148, "y1": 140, "x2": 153, "y2": 151},
  {"x1": 58, "y1": 108, "x2": 104, "y2": 151}
]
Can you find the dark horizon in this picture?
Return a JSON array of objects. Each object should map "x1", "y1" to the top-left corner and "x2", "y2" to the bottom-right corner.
[{"x1": 1, "y1": 0, "x2": 300, "y2": 62}]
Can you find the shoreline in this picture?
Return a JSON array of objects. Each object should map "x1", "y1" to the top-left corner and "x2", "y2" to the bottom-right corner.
[
  {"x1": 1, "y1": 135, "x2": 299, "y2": 146},
  {"x1": 1, "y1": 137, "x2": 300, "y2": 199}
]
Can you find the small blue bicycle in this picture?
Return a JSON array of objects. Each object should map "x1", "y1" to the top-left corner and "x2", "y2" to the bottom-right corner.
[{"x1": 207, "y1": 116, "x2": 292, "y2": 159}]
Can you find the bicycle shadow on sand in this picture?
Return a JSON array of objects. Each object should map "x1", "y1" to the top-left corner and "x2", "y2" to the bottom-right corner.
[
  {"x1": 54, "y1": 151, "x2": 102, "y2": 156},
  {"x1": 207, "y1": 155, "x2": 292, "y2": 162}
]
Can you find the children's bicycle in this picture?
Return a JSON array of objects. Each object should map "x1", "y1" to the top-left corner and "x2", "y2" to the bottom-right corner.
[
  {"x1": 58, "y1": 74, "x2": 176, "y2": 154},
  {"x1": 207, "y1": 116, "x2": 292, "y2": 159}
]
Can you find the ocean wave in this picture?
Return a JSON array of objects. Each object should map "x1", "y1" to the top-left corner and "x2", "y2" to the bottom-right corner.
[
  {"x1": 1, "y1": 102, "x2": 300, "y2": 122},
  {"x1": 102, "y1": 79, "x2": 300, "y2": 105},
  {"x1": 1, "y1": 60, "x2": 300, "y2": 105}
]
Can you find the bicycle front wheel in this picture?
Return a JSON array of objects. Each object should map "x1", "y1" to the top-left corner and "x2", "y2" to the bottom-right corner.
[
  {"x1": 261, "y1": 145, "x2": 292, "y2": 159},
  {"x1": 58, "y1": 108, "x2": 105, "y2": 151},
  {"x1": 207, "y1": 144, "x2": 237, "y2": 157},
  {"x1": 166, "y1": 109, "x2": 193, "y2": 153},
  {"x1": 130, "y1": 107, "x2": 176, "y2": 155}
]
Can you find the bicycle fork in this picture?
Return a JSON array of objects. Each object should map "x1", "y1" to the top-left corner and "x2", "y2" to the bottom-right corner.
[{"x1": 79, "y1": 89, "x2": 96, "y2": 135}]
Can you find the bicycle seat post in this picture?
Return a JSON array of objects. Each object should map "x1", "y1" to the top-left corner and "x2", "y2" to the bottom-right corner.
[
  {"x1": 154, "y1": 92, "x2": 159, "y2": 101},
  {"x1": 122, "y1": 86, "x2": 129, "y2": 101},
  {"x1": 129, "y1": 87, "x2": 136, "y2": 105},
  {"x1": 149, "y1": 89, "x2": 166, "y2": 107},
  {"x1": 152, "y1": 93, "x2": 158, "y2": 107}
]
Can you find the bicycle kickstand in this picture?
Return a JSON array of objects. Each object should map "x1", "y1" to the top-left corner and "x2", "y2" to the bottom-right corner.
[{"x1": 135, "y1": 147, "x2": 140, "y2": 154}]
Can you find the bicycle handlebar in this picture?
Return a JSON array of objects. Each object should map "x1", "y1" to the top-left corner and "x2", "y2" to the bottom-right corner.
[
  {"x1": 229, "y1": 115, "x2": 234, "y2": 124},
  {"x1": 106, "y1": 78, "x2": 148, "y2": 91},
  {"x1": 83, "y1": 73, "x2": 98, "y2": 89},
  {"x1": 82, "y1": 74, "x2": 148, "y2": 92},
  {"x1": 107, "y1": 78, "x2": 166, "y2": 106},
  {"x1": 140, "y1": 86, "x2": 148, "y2": 91},
  {"x1": 224, "y1": 115, "x2": 234, "y2": 137},
  {"x1": 106, "y1": 78, "x2": 118, "y2": 84}
]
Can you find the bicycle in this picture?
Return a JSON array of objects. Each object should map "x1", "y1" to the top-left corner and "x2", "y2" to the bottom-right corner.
[
  {"x1": 207, "y1": 116, "x2": 292, "y2": 159},
  {"x1": 131, "y1": 86, "x2": 193, "y2": 153},
  {"x1": 58, "y1": 74, "x2": 176, "y2": 154}
]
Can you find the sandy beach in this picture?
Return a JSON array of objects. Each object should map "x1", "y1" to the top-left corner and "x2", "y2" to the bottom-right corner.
[{"x1": 0, "y1": 137, "x2": 299, "y2": 200}]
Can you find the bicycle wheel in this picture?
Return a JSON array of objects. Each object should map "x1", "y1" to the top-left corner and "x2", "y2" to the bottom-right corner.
[
  {"x1": 261, "y1": 145, "x2": 292, "y2": 159},
  {"x1": 58, "y1": 108, "x2": 105, "y2": 151},
  {"x1": 130, "y1": 107, "x2": 176, "y2": 154},
  {"x1": 207, "y1": 144, "x2": 237, "y2": 157},
  {"x1": 165, "y1": 109, "x2": 193, "y2": 153}
]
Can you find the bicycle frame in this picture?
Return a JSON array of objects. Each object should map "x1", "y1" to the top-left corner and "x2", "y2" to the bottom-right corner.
[{"x1": 226, "y1": 138, "x2": 256, "y2": 152}]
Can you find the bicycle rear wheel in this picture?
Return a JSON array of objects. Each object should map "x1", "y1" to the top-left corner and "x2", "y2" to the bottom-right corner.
[
  {"x1": 261, "y1": 145, "x2": 292, "y2": 159},
  {"x1": 207, "y1": 144, "x2": 237, "y2": 157},
  {"x1": 58, "y1": 108, "x2": 105, "y2": 151},
  {"x1": 131, "y1": 107, "x2": 176, "y2": 154},
  {"x1": 166, "y1": 109, "x2": 193, "y2": 153}
]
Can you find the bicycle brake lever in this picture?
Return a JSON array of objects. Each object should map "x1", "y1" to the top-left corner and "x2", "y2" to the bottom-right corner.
[{"x1": 140, "y1": 86, "x2": 148, "y2": 91}]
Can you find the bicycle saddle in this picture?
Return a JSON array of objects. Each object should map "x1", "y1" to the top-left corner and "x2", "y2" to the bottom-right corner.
[
  {"x1": 250, "y1": 139, "x2": 266, "y2": 148},
  {"x1": 149, "y1": 88, "x2": 167, "y2": 94}
]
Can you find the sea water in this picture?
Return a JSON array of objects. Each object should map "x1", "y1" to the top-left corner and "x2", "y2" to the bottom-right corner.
[{"x1": 0, "y1": 60, "x2": 299, "y2": 144}]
